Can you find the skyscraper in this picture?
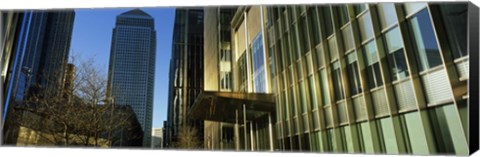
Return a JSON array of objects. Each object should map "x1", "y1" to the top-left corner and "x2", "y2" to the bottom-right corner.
[
  {"x1": 107, "y1": 9, "x2": 156, "y2": 147},
  {"x1": 2, "y1": 11, "x2": 75, "y2": 144},
  {"x1": 165, "y1": 8, "x2": 204, "y2": 148}
]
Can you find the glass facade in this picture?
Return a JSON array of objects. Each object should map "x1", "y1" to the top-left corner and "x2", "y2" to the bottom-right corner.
[
  {"x1": 107, "y1": 9, "x2": 156, "y2": 147},
  {"x1": 165, "y1": 8, "x2": 204, "y2": 148},
  {"x1": 265, "y1": 3, "x2": 470, "y2": 155}
]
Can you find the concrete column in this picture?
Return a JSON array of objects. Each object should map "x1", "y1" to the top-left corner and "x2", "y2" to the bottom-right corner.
[
  {"x1": 250, "y1": 122, "x2": 254, "y2": 151},
  {"x1": 268, "y1": 113, "x2": 274, "y2": 151},
  {"x1": 235, "y1": 109, "x2": 240, "y2": 151},
  {"x1": 243, "y1": 104, "x2": 247, "y2": 151}
]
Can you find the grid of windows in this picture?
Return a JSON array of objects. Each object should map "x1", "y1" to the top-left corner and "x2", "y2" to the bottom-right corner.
[{"x1": 266, "y1": 3, "x2": 469, "y2": 155}]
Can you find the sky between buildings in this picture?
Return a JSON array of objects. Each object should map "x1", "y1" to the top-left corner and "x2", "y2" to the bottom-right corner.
[{"x1": 70, "y1": 7, "x2": 175, "y2": 129}]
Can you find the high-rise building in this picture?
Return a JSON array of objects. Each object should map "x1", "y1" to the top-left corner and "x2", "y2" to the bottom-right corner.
[
  {"x1": 1, "y1": 10, "x2": 75, "y2": 144},
  {"x1": 165, "y1": 8, "x2": 204, "y2": 148},
  {"x1": 107, "y1": 9, "x2": 156, "y2": 147},
  {"x1": 187, "y1": 2, "x2": 477, "y2": 156}
]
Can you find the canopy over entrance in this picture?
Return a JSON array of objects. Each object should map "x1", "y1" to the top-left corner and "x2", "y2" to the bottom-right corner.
[{"x1": 188, "y1": 91, "x2": 275, "y2": 123}]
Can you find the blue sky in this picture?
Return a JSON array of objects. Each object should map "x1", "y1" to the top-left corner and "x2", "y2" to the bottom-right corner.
[{"x1": 70, "y1": 7, "x2": 175, "y2": 129}]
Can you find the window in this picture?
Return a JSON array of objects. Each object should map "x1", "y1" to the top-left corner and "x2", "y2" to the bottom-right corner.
[
  {"x1": 308, "y1": 75, "x2": 318, "y2": 110},
  {"x1": 315, "y1": 45, "x2": 325, "y2": 68},
  {"x1": 384, "y1": 27, "x2": 409, "y2": 81},
  {"x1": 404, "y1": 3, "x2": 427, "y2": 16},
  {"x1": 328, "y1": 36, "x2": 338, "y2": 61},
  {"x1": 407, "y1": 8, "x2": 442, "y2": 72},
  {"x1": 354, "y1": 4, "x2": 368, "y2": 15},
  {"x1": 300, "y1": 16, "x2": 310, "y2": 54},
  {"x1": 309, "y1": 7, "x2": 321, "y2": 46},
  {"x1": 347, "y1": 53, "x2": 362, "y2": 95},
  {"x1": 439, "y1": 4, "x2": 468, "y2": 59},
  {"x1": 289, "y1": 86, "x2": 297, "y2": 116},
  {"x1": 336, "y1": 5, "x2": 350, "y2": 27},
  {"x1": 362, "y1": 41, "x2": 383, "y2": 89},
  {"x1": 358, "y1": 11, "x2": 374, "y2": 42},
  {"x1": 377, "y1": 3, "x2": 398, "y2": 29},
  {"x1": 320, "y1": 69, "x2": 330, "y2": 106},
  {"x1": 299, "y1": 81, "x2": 308, "y2": 113},
  {"x1": 320, "y1": 6, "x2": 334, "y2": 37},
  {"x1": 332, "y1": 61, "x2": 344, "y2": 101},
  {"x1": 342, "y1": 25, "x2": 355, "y2": 52}
]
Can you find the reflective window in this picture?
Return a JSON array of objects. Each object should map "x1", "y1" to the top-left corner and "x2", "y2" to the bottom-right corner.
[
  {"x1": 407, "y1": 8, "x2": 442, "y2": 71},
  {"x1": 347, "y1": 52, "x2": 362, "y2": 95},
  {"x1": 362, "y1": 41, "x2": 383, "y2": 89},
  {"x1": 315, "y1": 45, "x2": 325, "y2": 68},
  {"x1": 320, "y1": 69, "x2": 330, "y2": 106},
  {"x1": 299, "y1": 81, "x2": 308, "y2": 113},
  {"x1": 308, "y1": 75, "x2": 318, "y2": 109},
  {"x1": 289, "y1": 86, "x2": 297, "y2": 116},
  {"x1": 342, "y1": 25, "x2": 355, "y2": 52},
  {"x1": 384, "y1": 27, "x2": 409, "y2": 81},
  {"x1": 309, "y1": 7, "x2": 321, "y2": 46},
  {"x1": 358, "y1": 11, "x2": 374, "y2": 42},
  {"x1": 377, "y1": 3, "x2": 398, "y2": 29},
  {"x1": 354, "y1": 4, "x2": 368, "y2": 15},
  {"x1": 300, "y1": 16, "x2": 310, "y2": 55},
  {"x1": 336, "y1": 5, "x2": 350, "y2": 27},
  {"x1": 440, "y1": 4, "x2": 468, "y2": 59},
  {"x1": 320, "y1": 6, "x2": 334, "y2": 37},
  {"x1": 332, "y1": 61, "x2": 344, "y2": 101},
  {"x1": 404, "y1": 3, "x2": 427, "y2": 16},
  {"x1": 328, "y1": 36, "x2": 338, "y2": 61}
]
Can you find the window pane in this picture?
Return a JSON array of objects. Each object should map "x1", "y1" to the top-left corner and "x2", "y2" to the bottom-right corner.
[
  {"x1": 377, "y1": 3, "x2": 398, "y2": 29},
  {"x1": 336, "y1": 5, "x2": 350, "y2": 27},
  {"x1": 354, "y1": 4, "x2": 368, "y2": 15},
  {"x1": 309, "y1": 7, "x2": 321, "y2": 46},
  {"x1": 300, "y1": 81, "x2": 308, "y2": 113},
  {"x1": 407, "y1": 8, "x2": 441, "y2": 71},
  {"x1": 388, "y1": 49, "x2": 409, "y2": 81},
  {"x1": 320, "y1": 69, "x2": 330, "y2": 105},
  {"x1": 347, "y1": 53, "x2": 362, "y2": 95},
  {"x1": 358, "y1": 11, "x2": 374, "y2": 42},
  {"x1": 300, "y1": 16, "x2": 310, "y2": 54},
  {"x1": 342, "y1": 25, "x2": 355, "y2": 52},
  {"x1": 321, "y1": 6, "x2": 334, "y2": 37},
  {"x1": 328, "y1": 36, "x2": 338, "y2": 61},
  {"x1": 315, "y1": 45, "x2": 325, "y2": 68},
  {"x1": 363, "y1": 40, "x2": 378, "y2": 65},
  {"x1": 308, "y1": 75, "x2": 318, "y2": 109},
  {"x1": 384, "y1": 26, "x2": 403, "y2": 53},
  {"x1": 404, "y1": 2, "x2": 427, "y2": 16},
  {"x1": 332, "y1": 61, "x2": 344, "y2": 101},
  {"x1": 306, "y1": 53, "x2": 314, "y2": 74},
  {"x1": 290, "y1": 86, "x2": 297, "y2": 116},
  {"x1": 440, "y1": 4, "x2": 468, "y2": 58}
]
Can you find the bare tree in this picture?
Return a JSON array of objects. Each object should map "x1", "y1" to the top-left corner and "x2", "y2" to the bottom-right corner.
[
  {"x1": 173, "y1": 125, "x2": 201, "y2": 149},
  {"x1": 6, "y1": 57, "x2": 142, "y2": 147}
]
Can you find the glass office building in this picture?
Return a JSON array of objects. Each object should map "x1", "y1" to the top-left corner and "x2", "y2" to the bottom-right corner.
[
  {"x1": 267, "y1": 3, "x2": 472, "y2": 155},
  {"x1": 165, "y1": 8, "x2": 205, "y2": 148},
  {"x1": 1, "y1": 11, "x2": 75, "y2": 144},
  {"x1": 190, "y1": 2, "x2": 476, "y2": 155},
  {"x1": 107, "y1": 9, "x2": 156, "y2": 147}
]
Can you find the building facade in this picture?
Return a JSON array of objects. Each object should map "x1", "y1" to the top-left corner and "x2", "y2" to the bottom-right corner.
[
  {"x1": 1, "y1": 10, "x2": 75, "y2": 144},
  {"x1": 188, "y1": 2, "x2": 475, "y2": 156},
  {"x1": 165, "y1": 8, "x2": 204, "y2": 148},
  {"x1": 107, "y1": 9, "x2": 156, "y2": 147},
  {"x1": 151, "y1": 128, "x2": 163, "y2": 148}
]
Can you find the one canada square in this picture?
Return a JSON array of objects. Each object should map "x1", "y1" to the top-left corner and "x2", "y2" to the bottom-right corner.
[{"x1": 107, "y1": 9, "x2": 156, "y2": 147}]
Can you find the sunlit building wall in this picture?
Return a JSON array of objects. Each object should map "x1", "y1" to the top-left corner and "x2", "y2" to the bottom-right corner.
[{"x1": 266, "y1": 3, "x2": 471, "y2": 155}]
